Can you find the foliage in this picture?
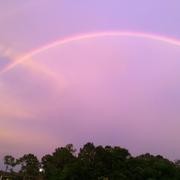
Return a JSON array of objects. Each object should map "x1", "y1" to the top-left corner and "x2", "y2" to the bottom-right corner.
[
  {"x1": 17, "y1": 153, "x2": 40, "y2": 177},
  {"x1": 2, "y1": 143, "x2": 180, "y2": 180},
  {"x1": 4, "y1": 155, "x2": 16, "y2": 172}
]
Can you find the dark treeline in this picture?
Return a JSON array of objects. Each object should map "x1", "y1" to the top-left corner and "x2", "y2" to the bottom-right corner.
[{"x1": 1, "y1": 142, "x2": 180, "y2": 180}]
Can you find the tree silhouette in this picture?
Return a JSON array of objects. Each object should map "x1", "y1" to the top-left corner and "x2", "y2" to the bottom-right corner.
[
  {"x1": 2, "y1": 143, "x2": 180, "y2": 180},
  {"x1": 3, "y1": 155, "x2": 16, "y2": 172},
  {"x1": 17, "y1": 153, "x2": 40, "y2": 179}
]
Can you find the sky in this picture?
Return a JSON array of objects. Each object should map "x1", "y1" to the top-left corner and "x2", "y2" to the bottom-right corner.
[{"x1": 0, "y1": 0, "x2": 180, "y2": 162}]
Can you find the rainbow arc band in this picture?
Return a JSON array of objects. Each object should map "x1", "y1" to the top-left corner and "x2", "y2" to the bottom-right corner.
[{"x1": 1, "y1": 31, "x2": 180, "y2": 75}]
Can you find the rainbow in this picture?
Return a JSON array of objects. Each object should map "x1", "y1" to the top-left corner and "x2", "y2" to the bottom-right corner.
[{"x1": 1, "y1": 31, "x2": 180, "y2": 75}]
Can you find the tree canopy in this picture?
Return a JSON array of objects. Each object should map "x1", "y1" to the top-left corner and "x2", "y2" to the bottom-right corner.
[{"x1": 1, "y1": 143, "x2": 180, "y2": 180}]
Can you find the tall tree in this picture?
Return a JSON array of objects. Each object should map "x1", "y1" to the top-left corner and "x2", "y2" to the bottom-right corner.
[
  {"x1": 17, "y1": 153, "x2": 40, "y2": 178},
  {"x1": 41, "y1": 144, "x2": 76, "y2": 180},
  {"x1": 4, "y1": 155, "x2": 16, "y2": 172}
]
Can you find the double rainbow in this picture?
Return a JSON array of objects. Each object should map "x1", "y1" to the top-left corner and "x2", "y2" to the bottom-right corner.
[{"x1": 1, "y1": 31, "x2": 180, "y2": 75}]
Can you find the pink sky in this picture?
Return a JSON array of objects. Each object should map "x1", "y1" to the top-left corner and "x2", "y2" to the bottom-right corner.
[
  {"x1": 0, "y1": 1, "x2": 180, "y2": 162},
  {"x1": 1, "y1": 35, "x2": 180, "y2": 160}
]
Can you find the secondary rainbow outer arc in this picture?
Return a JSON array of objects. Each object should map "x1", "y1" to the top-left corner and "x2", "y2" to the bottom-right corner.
[{"x1": 1, "y1": 31, "x2": 180, "y2": 75}]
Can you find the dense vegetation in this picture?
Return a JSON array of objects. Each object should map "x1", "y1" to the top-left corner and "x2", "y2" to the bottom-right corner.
[{"x1": 1, "y1": 142, "x2": 180, "y2": 180}]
